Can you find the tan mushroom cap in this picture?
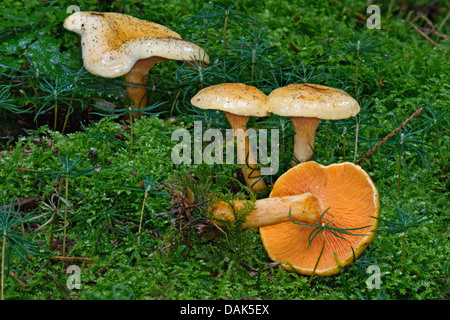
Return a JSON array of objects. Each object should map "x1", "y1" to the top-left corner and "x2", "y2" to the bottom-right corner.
[
  {"x1": 63, "y1": 11, "x2": 210, "y2": 78},
  {"x1": 259, "y1": 161, "x2": 379, "y2": 276},
  {"x1": 191, "y1": 83, "x2": 269, "y2": 117},
  {"x1": 267, "y1": 83, "x2": 360, "y2": 119}
]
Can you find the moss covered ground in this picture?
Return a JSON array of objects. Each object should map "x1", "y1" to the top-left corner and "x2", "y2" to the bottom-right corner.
[{"x1": 0, "y1": 0, "x2": 448, "y2": 301}]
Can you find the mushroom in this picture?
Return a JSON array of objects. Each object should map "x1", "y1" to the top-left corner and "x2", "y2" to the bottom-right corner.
[
  {"x1": 191, "y1": 83, "x2": 269, "y2": 193},
  {"x1": 267, "y1": 83, "x2": 360, "y2": 166},
  {"x1": 210, "y1": 161, "x2": 379, "y2": 276},
  {"x1": 63, "y1": 11, "x2": 210, "y2": 118}
]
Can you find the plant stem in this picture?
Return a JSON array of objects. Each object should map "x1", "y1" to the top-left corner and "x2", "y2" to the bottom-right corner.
[
  {"x1": 109, "y1": 219, "x2": 116, "y2": 241},
  {"x1": 309, "y1": 229, "x2": 326, "y2": 284},
  {"x1": 62, "y1": 92, "x2": 75, "y2": 134},
  {"x1": 54, "y1": 103, "x2": 58, "y2": 131},
  {"x1": 130, "y1": 112, "x2": 134, "y2": 156},
  {"x1": 398, "y1": 147, "x2": 402, "y2": 196},
  {"x1": 251, "y1": 62, "x2": 255, "y2": 82},
  {"x1": 434, "y1": 123, "x2": 444, "y2": 171},
  {"x1": 223, "y1": 11, "x2": 229, "y2": 57},
  {"x1": 353, "y1": 116, "x2": 360, "y2": 163},
  {"x1": 1, "y1": 235, "x2": 5, "y2": 300},
  {"x1": 355, "y1": 40, "x2": 360, "y2": 95},
  {"x1": 170, "y1": 89, "x2": 182, "y2": 117},
  {"x1": 343, "y1": 132, "x2": 346, "y2": 161},
  {"x1": 49, "y1": 211, "x2": 56, "y2": 251},
  {"x1": 137, "y1": 191, "x2": 148, "y2": 247},
  {"x1": 401, "y1": 229, "x2": 408, "y2": 272},
  {"x1": 62, "y1": 177, "x2": 69, "y2": 257}
]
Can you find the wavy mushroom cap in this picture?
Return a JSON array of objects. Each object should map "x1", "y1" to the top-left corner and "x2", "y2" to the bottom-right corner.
[
  {"x1": 267, "y1": 83, "x2": 360, "y2": 120},
  {"x1": 259, "y1": 162, "x2": 379, "y2": 276},
  {"x1": 190, "y1": 83, "x2": 269, "y2": 117},
  {"x1": 63, "y1": 11, "x2": 210, "y2": 78}
]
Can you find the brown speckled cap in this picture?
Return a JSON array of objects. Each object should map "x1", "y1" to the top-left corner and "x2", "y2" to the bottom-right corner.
[
  {"x1": 63, "y1": 11, "x2": 210, "y2": 78},
  {"x1": 190, "y1": 83, "x2": 269, "y2": 117},
  {"x1": 267, "y1": 83, "x2": 360, "y2": 120}
]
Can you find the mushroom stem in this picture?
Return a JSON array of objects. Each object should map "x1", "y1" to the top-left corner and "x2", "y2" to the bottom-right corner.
[
  {"x1": 291, "y1": 116, "x2": 322, "y2": 166},
  {"x1": 225, "y1": 112, "x2": 267, "y2": 193},
  {"x1": 211, "y1": 193, "x2": 321, "y2": 228},
  {"x1": 124, "y1": 57, "x2": 166, "y2": 120}
]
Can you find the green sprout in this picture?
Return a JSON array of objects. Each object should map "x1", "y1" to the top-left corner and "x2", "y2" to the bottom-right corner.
[
  {"x1": 0, "y1": 199, "x2": 51, "y2": 300},
  {"x1": 36, "y1": 154, "x2": 99, "y2": 256},
  {"x1": 418, "y1": 102, "x2": 449, "y2": 172},
  {"x1": 33, "y1": 191, "x2": 72, "y2": 252},
  {"x1": 375, "y1": 194, "x2": 430, "y2": 272},
  {"x1": 75, "y1": 120, "x2": 128, "y2": 162},
  {"x1": 120, "y1": 174, "x2": 168, "y2": 247},
  {"x1": 83, "y1": 204, "x2": 133, "y2": 255},
  {"x1": 381, "y1": 113, "x2": 430, "y2": 195}
]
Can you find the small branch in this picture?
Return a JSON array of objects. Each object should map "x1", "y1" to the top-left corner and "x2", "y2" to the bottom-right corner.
[
  {"x1": 242, "y1": 261, "x2": 283, "y2": 277},
  {"x1": 50, "y1": 256, "x2": 92, "y2": 262},
  {"x1": 14, "y1": 168, "x2": 39, "y2": 172},
  {"x1": 407, "y1": 20, "x2": 440, "y2": 48},
  {"x1": 9, "y1": 271, "x2": 29, "y2": 289},
  {"x1": 357, "y1": 107, "x2": 424, "y2": 165},
  {"x1": 0, "y1": 196, "x2": 43, "y2": 211},
  {"x1": 262, "y1": 261, "x2": 283, "y2": 271},
  {"x1": 153, "y1": 200, "x2": 211, "y2": 217},
  {"x1": 289, "y1": 42, "x2": 301, "y2": 53}
]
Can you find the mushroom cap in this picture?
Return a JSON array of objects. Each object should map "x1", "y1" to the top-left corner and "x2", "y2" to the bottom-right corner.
[
  {"x1": 267, "y1": 83, "x2": 360, "y2": 120},
  {"x1": 63, "y1": 11, "x2": 210, "y2": 78},
  {"x1": 259, "y1": 161, "x2": 379, "y2": 276},
  {"x1": 190, "y1": 83, "x2": 269, "y2": 117}
]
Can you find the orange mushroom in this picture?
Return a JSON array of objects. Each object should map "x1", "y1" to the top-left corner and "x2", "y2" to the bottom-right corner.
[{"x1": 210, "y1": 161, "x2": 379, "y2": 276}]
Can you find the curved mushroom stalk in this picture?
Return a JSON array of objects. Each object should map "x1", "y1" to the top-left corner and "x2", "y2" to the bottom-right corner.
[
  {"x1": 120, "y1": 37, "x2": 210, "y2": 118},
  {"x1": 211, "y1": 193, "x2": 321, "y2": 228},
  {"x1": 291, "y1": 116, "x2": 321, "y2": 165},
  {"x1": 225, "y1": 112, "x2": 268, "y2": 193},
  {"x1": 124, "y1": 56, "x2": 167, "y2": 118}
]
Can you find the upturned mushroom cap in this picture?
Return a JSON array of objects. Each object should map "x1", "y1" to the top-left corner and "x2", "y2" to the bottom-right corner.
[
  {"x1": 267, "y1": 83, "x2": 360, "y2": 119},
  {"x1": 259, "y1": 161, "x2": 379, "y2": 276},
  {"x1": 63, "y1": 11, "x2": 210, "y2": 78},
  {"x1": 191, "y1": 83, "x2": 269, "y2": 117}
]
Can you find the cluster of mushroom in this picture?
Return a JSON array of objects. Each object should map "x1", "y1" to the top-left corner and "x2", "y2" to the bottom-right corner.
[
  {"x1": 64, "y1": 12, "x2": 379, "y2": 276},
  {"x1": 190, "y1": 82, "x2": 361, "y2": 191}
]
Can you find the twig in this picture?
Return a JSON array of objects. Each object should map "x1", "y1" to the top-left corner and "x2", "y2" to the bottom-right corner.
[
  {"x1": 9, "y1": 271, "x2": 29, "y2": 289},
  {"x1": 0, "y1": 196, "x2": 42, "y2": 210},
  {"x1": 407, "y1": 20, "x2": 440, "y2": 48},
  {"x1": 153, "y1": 200, "x2": 211, "y2": 216},
  {"x1": 14, "y1": 168, "x2": 39, "y2": 172},
  {"x1": 289, "y1": 42, "x2": 301, "y2": 53},
  {"x1": 148, "y1": 243, "x2": 171, "y2": 258},
  {"x1": 357, "y1": 107, "x2": 423, "y2": 165},
  {"x1": 241, "y1": 262, "x2": 259, "y2": 273},
  {"x1": 242, "y1": 261, "x2": 283, "y2": 277},
  {"x1": 262, "y1": 261, "x2": 283, "y2": 271}
]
